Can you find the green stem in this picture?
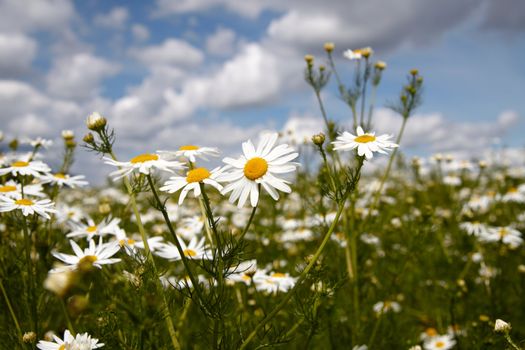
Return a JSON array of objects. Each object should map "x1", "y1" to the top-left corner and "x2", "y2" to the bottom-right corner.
[
  {"x1": 314, "y1": 90, "x2": 331, "y2": 138},
  {"x1": 239, "y1": 199, "x2": 349, "y2": 349},
  {"x1": 109, "y1": 153, "x2": 180, "y2": 350},
  {"x1": 0, "y1": 278, "x2": 24, "y2": 345},
  {"x1": 22, "y1": 215, "x2": 38, "y2": 337},
  {"x1": 60, "y1": 298, "x2": 75, "y2": 335},
  {"x1": 504, "y1": 333, "x2": 521, "y2": 350},
  {"x1": 238, "y1": 203, "x2": 258, "y2": 241},
  {"x1": 367, "y1": 312, "x2": 383, "y2": 348},
  {"x1": 146, "y1": 175, "x2": 207, "y2": 312},
  {"x1": 360, "y1": 58, "x2": 369, "y2": 127}
]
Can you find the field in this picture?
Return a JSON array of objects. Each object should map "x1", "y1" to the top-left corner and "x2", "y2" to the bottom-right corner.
[{"x1": 0, "y1": 45, "x2": 524, "y2": 350}]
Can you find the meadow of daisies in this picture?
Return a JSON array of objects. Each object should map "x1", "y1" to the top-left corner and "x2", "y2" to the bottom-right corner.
[{"x1": 0, "y1": 43, "x2": 524, "y2": 350}]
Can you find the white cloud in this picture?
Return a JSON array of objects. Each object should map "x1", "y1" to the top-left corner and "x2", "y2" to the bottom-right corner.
[
  {"x1": 206, "y1": 27, "x2": 236, "y2": 56},
  {"x1": 130, "y1": 38, "x2": 204, "y2": 68},
  {"x1": 282, "y1": 112, "x2": 324, "y2": 144},
  {"x1": 131, "y1": 24, "x2": 150, "y2": 41},
  {"x1": 0, "y1": 0, "x2": 75, "y2": 33},
  {"x1": 154, "y1": 0, "x2": 270, "y2": 19},
  {"x1": 0, "y1": 80, "x2": 81, "y2": 137},
  {"x1": 46, "y1": 53, "x2": 120, "y2": 100},
  {"x1": 0, "y1": 33, "x2": 37, "y2": 76},
  {"x1": 372, "y1": 108, "x2": 521, "y2": 153},
  {"x1": 94, "y1": 7, "x2": 129, "y2": 29}
]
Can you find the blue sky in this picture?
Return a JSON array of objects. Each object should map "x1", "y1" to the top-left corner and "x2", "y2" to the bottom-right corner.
[{"x1": 0, "y1": 0, "x2": 524, "y2": 180}]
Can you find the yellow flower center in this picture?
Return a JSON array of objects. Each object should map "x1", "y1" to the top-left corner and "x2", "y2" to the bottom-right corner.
[
  {"x1": 435, "y1": 341, "x2": 445, "y2": 348},
  {"x1": 183, "y1": 249, "x2": 197, "y2": 257},
  {"x1": 11, "y1": 161, "x2": 29, "y2": 167},
  {"x1": 119, "y1": 239, "x2": 136, "y2": 247},
  {"x1": 186, "y1": 168, "x2": 211, "y2": 183},
  {"x1": 54, "y1": 173, "x2": 66, "y2": 179},
  {"x1": 15, "y1": 199, "x2": 33, "y2": 206},
  {"x1": 0, "y1": 185, "x2": 17, "y2": 193},
  {"x1": 244, "y1": 157, "x2": 268, "y2": 181},
  {"x1": 499, "y1": 228, "x2": 508, "y2": 238},
  {"x1": 242, "y1": 275, "x2": 251, "y2": 281},
  {"x1": 354, "y1": 134, "x2": 376, "y2": 143},
  {"x1": 59, "y1": 345, "x2": 66, "y2": 350},
  {"x1": 507, "y1": 187, "x2": 518, "y2": 193},
  {"x1": 271, "y1": 272, "x2": 286, "y2": 278},
  {"x1": 179, "y1": 145, "x2": 199, "y2": 151},
  {"x1": 86, "y1": 226, "x2": 97, "y2": 233},
  {"x1": 425, "y1": 328, "x2": 438, "y2": 337},
  {"x1": 130, "y1": 153, "x2": 159, "y2": 164},
  {"x1": 79, "y1": 255, "x2": 98, "y2": 265}
]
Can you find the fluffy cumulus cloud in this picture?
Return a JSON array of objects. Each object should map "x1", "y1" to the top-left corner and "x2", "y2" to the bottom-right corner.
[
  {"x1": 0, "y1": 0, "x2": 74, "y2": 33},
  {"x1": 206, "y1": 27, "x2": 237, "y2": 56},
  {"x1": 131, "y1": 24, "x2": 150, "y2": 41},
  {"x1": 46, "y1": 53, "x2": 120, "y2": 100},
  {"x1": 0, "y1": 33, "x2": 37, "y2": 76},
  {"x1": 372, "y1": 108, "x2": 521, "y2": 153},
  {"x1": 130, "y1": 38, "x2": 204, "y2": 68},
  {"x1": 94, "y1": 7, "x2": 129, "y2": 29}
]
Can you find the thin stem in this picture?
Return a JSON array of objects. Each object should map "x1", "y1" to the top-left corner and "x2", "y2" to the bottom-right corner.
[
  {"x1": 146, "y1": 175, "x2": 207, "y2": 312},
  {"x1": 238, "y1": 203, "x2": 258, "y2": 241},
  {"x1": 365, "y1": 84, "x2": 378, "y2": 131},
  {"x1": 367, "y1": 312, "x2": 383, "y2": 348},
  {"x1": 22, "y1": 215, "x2": 38, "y2": 336},
  {"x1": 108, "y1": 153, "x2": 180, "y2": 350},
  {"x1": 0, "y1": 278, "x2": 24, "y2": 345},
  {"x1": 367, "y1": 116, "x2": 409, "y2": 218},
  {"x1": 360, "y1": 58, "x2": 370, "y2": 127},
  {"x1": 239, "y1": 198, "x2": 349, "y2": 349},
  {"x1": 60, "y1": 298, "x2": 75, "y2": 335},
  {"x1": 504, "y1": 333, "x2": 521, "y2": 350},
  {"x1": 314, "y1": 90, "x2": 330, "y2": 136}
]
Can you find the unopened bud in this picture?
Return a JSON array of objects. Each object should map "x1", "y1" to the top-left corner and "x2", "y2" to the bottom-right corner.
[
  {"x1": 494, "y1": 319, "x2": 511, "y2": 333},
  {"x1": 304, "y1": 54, "x2": 314, "y2": 65},
  {"x1": 324, "y1": 42, "x2": 335, "y2": 53},
  {"x1": 410, "y1": 68, "x2": 419, "y2": 76},
  {"x1": 374, "y1": 61, "x2": 387, "y2": 70},
  {"x1": 359, "y1": 47, "x2": 373, "y2": 58},
  {"x1": 8, "y1": 138, "x2": 18, "y2": 150},
  {"x1": 23, "y1": 332, "x2": 36, "y2": 343},
  {"x1": 312, "y1": 133, "x2": 325, "y2": 146},
  {"x1": 61, "y1": 130, "x2": 74, "y2": 140},
  {"x1": 478, "y1": 160, "x2": 487, "y2": 169},
  {"x1": 86, "y1": 112, "x2": 107, "y2": 131},
  {"x1": 83, "y1": 133, "x2": 95, "y2": 144},
  {"x1": 99, "y1": 203, "x2": 111, "y2": 215},
  {"x1": 65, "y1": 139, "x2": 76, "y2": 149},
  {"x1": 319, "y1": 65, "x2": 325, "y2": 72}
]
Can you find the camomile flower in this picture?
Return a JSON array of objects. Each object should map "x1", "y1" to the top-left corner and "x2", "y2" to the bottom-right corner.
[
  {"x1": 160, "y1": 145, "x2": 220, "y2": 163},
  {"x1": 254, "y1": 271, "x2": 297, "y2": 293},
  {"x1": 113, "y1": 227, "x2": 164, "y2": 255},
  {"x1": 479, "y1": 226, "x2": 523, "y2": 248},
  {"x1": 67, "y1": 217, "x2": 120, "y2": 240},
  {"x1": 24, "y1": 137, "x2": 53, "y2": 149},
  {"x1": 0, "y1": 197, "x2": 56, "y2": 219},
  {"x1": 459, "y1": 221, "x2": 489, "y2": 237},
  {"x1": 40, "y1": 172, "x2": 89, "y2": 188},
  {"x1": 104, "y1": 152, "x2": 185, "y2": 180},
  {"x1": 0, "y1": 180, "x2": 45, "y2": 199},
  {"x1": 160, "y1": 167, "x2": 223, "y2": 205},
  {"x1": 155, "y1": 237, "x2": 211, "y2": 261},
  {"x1": 332, "y1": 126, "x2": 398, "y2": 160},
  {"x1": 0, "y1": 159, "x2": 51, "y2": 177},
  {"x1": 226, "y1": 259, "x2": 259, "y2": 285},
  {"x1": 51, "y1": 239, "x2": 121, "y2": 272},
  {"x1": 423, "y1": 334, "x2": 456, "y2": 350},
  {"x1": 372, "y1": 300, "x2": 401, "y2": 314},
  {"x1": 37, "y1": 329, "x2": 104, "y2": 349},
  {"x1": 218, "y1": 133, "x2": 299, "y2": 208},
  {"x1": 343, "y1": 49, "x2": 363, "y2": 60},
  {"x1": 176, "y1": 215, "x2": 204, "y2": 241}
]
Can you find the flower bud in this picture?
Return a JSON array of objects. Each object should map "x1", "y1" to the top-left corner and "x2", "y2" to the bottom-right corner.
[
  {"x1": 324, "y1": 42, "x2": 335, "y2": 53},
  {"x1": 410, "y1": 68, "x2": 419, "y2": 76},
  {"x1": 23, "y1": 332, "x2": 36, "y2": 343},
  {"x1": 359, "y1": 47, "x2": 373, "y2": 58},
  {"x1": 312, "y1": 133, "x2": 325, "y2": 146},
  {"x1": 99, "y1": 202, "x2": 111, "y2": 215},
  {"x1": 61, "y1": 130, "x2": 74, "y2": 140},
  {"x1": 494, "y1": 319, "x2": 511, "y2": 333},
  {"x1": 374, "y1": 61, "x2": 387, "y2": 70},
  {"x1": 86, "y1": 112, "x2": 107, "y2": 131},
  {"x1": 319, "y1": 65, "x2": 326, "y2": 72},
  {"x1": 65, "y1": 139, "x2": 76, "y2": 149},
  {"x1": 0, "y1": 131, "x2": 4, "y2": 142},
  {"x1": 83, "y1": 133, "x2": 95, "y2": 144},
  {"x1": 304, "y1": 54, "x2": 314, "y2": 65}
]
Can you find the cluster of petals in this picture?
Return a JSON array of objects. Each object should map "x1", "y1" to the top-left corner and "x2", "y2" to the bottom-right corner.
[{"x1": 332, "y1": 126, "x2": 398, "y2": 160}]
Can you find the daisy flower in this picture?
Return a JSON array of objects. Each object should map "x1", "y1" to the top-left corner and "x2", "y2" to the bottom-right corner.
[
  {"x1": 372, "y1": 300, "x2": 401, "y2": 314},
  {"x1": 0, "y1": 159, "x2": 51, "y2": 177},
  {"x1": 113, "y1": 227, "x2": 164, "y2": 255},
  {"x1": 155, "y1": 237, "x2": 211, "y2": 261},
  {"x1": 24, "y1": 137, "x2": 53, "y2": 149},
  {"x1": 37, "y1": 329, "x2": 104, "y2": 349},
  {"x1": 218, "y1": 133, "x2": 299, "y2": 208},
  {"x1": 175, "y1": 215, "x2": 204, "y2": 241},
  {"x1": 479, "y1": 226, "x2": 523, "y2": 248},
  {"x1": 66, "y1": 217, "x2": 120, "y2": 240},
  {"x1": 51, "y1": 239, "x2": 121, "y2": 272},
  {"x1": 40, "y1": 172, "x2": 89, "y2": 188},
  {"x1": 343, "y1": 49, "x2": 363, "y2": 60},
  {"x1": 423, "y1": 334, "x2": 456, "y2": 350},
  {"x1": 253, "y1": 271, "x2": 297, "y2": 294},
  {"x1": 0, "y1": 180, "x2": 45, "y2": 199},
  {"x1": 160, "y1": 167, "x2": 223, "y2": 205},
  {"x1": 104, "y1": 152, "x2": 185, "y2": 180},
  {"x1": 332, "y1": 126, "x2": 398, "y2": 160},
  {"x1": 0, "y1": 197, "x2": 55, "y2": 219},
  {"x1": 160, "y1": 145, "x2": 220, "y2": 163},
  {"x1": 459, "y1": 221, "x2": 489, "y2": 237}
]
